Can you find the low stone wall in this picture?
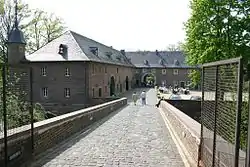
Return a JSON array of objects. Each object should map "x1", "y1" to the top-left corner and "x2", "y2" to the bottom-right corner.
[
  {"x1": 0, "y1": 97, "x2": 127, "y2": 167},
  {"x1": 160, "y1": 101, "x2": 200, "y2": 166}
]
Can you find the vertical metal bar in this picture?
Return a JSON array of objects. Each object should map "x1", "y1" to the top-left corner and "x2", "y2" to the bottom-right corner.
[
  {"x1": 198, "y1": 67, "x2": 205, "y2": 167},
  {"x1": 235, "y1": 59, "x2": 243, "y2": 167},
  {"x1": 29, "y1": 67, "x2": 34, "y2": 153},
  {"x1": 212, "y1": 66, "x2": 219, "y2": 167},
  {"x1": 246, "y1": 77, "x2": 250, "y2": 167},
  {"x1": 2, "y1": 64, "x2": 8, "y2": 167}
]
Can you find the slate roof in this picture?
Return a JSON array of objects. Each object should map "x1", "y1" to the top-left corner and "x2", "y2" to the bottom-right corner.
[
  {"x1": 26, "y1": 30, "x2": 134, "y2": 67},
  {"x1": 126, "y1": 51, "x2": 199, "y2": 68}
]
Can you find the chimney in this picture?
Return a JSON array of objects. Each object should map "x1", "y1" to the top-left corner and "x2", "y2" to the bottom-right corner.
[
  {"x1": 120, "y1": 50, "x2": 125, "y2": 56},
  {"x1": 156, "y1": 50, "x2": 159, "y2": 55},
  {"x1": 58, "y1": 44, "x2": 68, "y2": 60}
]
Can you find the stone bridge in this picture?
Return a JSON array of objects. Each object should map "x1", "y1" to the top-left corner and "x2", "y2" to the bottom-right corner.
[{"x1": 2, "y1": 88, "x2": 201, "y2": 167}]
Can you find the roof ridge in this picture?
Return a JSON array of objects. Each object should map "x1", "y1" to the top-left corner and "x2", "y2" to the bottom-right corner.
[
  {"x1": 69, "y1": 31, "x2": 90, "y2": 61},
  {"x1": 69, "y1": 30, "x2": 121, "y2": 53}
]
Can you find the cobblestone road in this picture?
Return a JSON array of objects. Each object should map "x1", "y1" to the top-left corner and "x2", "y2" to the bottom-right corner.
[{"x1": 30, "y1": 89, "x2": 185, "y2": 167}]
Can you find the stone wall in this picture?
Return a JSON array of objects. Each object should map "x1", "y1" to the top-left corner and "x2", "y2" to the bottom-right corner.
[
  {"x1": 0, "y1": 97, "x2": 127, "y2": 167},
  {"x1": 160, "y1": 101, "x2": 200, "y2": 166}
]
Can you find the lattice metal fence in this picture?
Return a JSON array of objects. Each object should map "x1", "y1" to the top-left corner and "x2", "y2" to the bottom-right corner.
[
  {"x1": 0, "y1": 64, "x2": 34, "y2": 167},
  {"x1": 199, "y1": 57, "x2": 249, "y2": 167}
]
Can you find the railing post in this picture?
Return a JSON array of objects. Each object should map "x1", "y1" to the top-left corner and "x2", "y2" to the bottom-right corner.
[
  {"x1": 212, "y1": 65, "x2": 219, "y2": 167},
  {"x1": 2, "y1": 64, "x2": 8, "y2": 167},
  {"x1": 245, "y1": 63, "x2": 250, "y2": 167},
  {"x1": 235, "y1": 58, "x2": 243, "y2": 167},
  {"x1": 29, "y1": 67, "x2": 34, "y2": 153},
  {"x1": 198, "y1": 67, "x2": 205, "y2": 167}
]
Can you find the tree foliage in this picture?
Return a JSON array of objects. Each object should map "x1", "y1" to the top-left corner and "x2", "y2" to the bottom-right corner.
[
  {"x1": 0, "y1": 0, "x2": 65, "y2": 130},
  {"x1": 166, "y1": 42, "x2": 184, "y2": 51},
  {"x1": 0, "y1": 0, "x2": 66, "y2": 56},
  {"x1": 25, "y1": 10, "x2": 65, "y2": 53},
  {"x1": 184, "y1": 0, "x2": 250, "y2": 84}
]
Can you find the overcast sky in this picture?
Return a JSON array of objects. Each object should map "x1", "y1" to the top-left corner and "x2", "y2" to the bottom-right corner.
[{"x1": 23, "y1": 0, "x2": 191, "y2": 51}]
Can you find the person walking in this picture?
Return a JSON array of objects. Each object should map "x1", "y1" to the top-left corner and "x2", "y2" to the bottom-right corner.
[
  {"x1": 132, "y1": 92, "x2": 138, "y2": 105},
  {"x1": 140, "y1": 90, "x2": 146, "y2": 105}
]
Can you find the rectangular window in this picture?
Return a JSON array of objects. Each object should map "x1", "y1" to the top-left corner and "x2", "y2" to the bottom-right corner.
[
  {"x1": 162, "y1": 69, "x2": 166, "y2": 75},
  {"x1": 105, "y1": 66, "x2": 107, "y2": 73},
  {"x1": 116, "y1": 68, "x2": 119, "y2": 73},
  {"x1": 42, "y1": 87, "x2": 48, "y2": 97},
  {"x1": 64, "y1": 88, "x2": 70, "y2": 98},
  {"x1": 41, "y1": 67, "x2": 47, "y2": 76},
  {"x1": 173, "y1": 69, "x2": 179, "y2": 75},
  {"x1": 98, "y1": 88, "x2": 102, "y2": 97},
  {"x1": 65, "y1": 68, "x2": 70, "y2": 76},
  {"x1": 92, "y1": 88, "x2": 95, "y2": 97}
]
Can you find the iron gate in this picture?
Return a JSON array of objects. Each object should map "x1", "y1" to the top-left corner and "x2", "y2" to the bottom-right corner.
[
  {"x1": 198, "y1": 57, "x2": 250, "y2": 167},
  {"x1": 0, "y1": 63, "x2": 34, "y2": 167}
]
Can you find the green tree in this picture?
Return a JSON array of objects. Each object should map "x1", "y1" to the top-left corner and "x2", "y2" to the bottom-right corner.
[
  {"x1": 184, "y1": 0, "x2": 250, "y2": 84},
  {"x1": 25, "y1": 9, "x2": 66, "y2": 53}
]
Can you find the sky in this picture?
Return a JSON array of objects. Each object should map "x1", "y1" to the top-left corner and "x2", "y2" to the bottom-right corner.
[{"x1": 23, "y1": 0, "x2": 191, "y2": 51}]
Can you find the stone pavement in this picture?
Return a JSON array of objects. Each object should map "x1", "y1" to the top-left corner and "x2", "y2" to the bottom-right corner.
[{"x1": 30, "y1": 89, "x2": 185, "y2": 167}]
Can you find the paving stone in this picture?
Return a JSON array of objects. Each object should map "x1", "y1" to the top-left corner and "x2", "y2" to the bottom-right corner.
[{"x1": 30, "y1": 89, "x2": 185, "y2": 167}]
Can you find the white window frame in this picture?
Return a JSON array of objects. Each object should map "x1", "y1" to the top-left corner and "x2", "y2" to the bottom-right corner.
[
  {"x1": 42, "y1": 87, "x2": 48, "y2": 98},
  {"x1": 162, "y1": 69, "x2": 166, "y2": 75},
  {"x1": 41, "y1": 67, "x2": 47, "y2": 76},
  {"x1": 64, "y1": 88, "x2": 70, "y2": 98},
  {"x1": 65, "y1": 68, "x2": 70, "y2": 76},
  {"x1": 173, "y1": 69, "x2": 179, "y2": 75}
]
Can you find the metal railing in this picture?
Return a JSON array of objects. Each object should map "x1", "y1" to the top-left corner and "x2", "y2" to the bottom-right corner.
[
  {"x1": 198, "y1": 57, "x2": 250, "y2": 167},
  {"x1": 0, "y1": 64, "x2": 35, "y2": 167}
]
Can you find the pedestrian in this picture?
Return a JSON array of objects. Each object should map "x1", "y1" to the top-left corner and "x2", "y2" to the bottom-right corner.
[
  {"x1": 140, "y1": 90, "x2": 146, "y2": 105},
  {"x1": 132, "y1": 91, "x2": 138, "y2": 105}
]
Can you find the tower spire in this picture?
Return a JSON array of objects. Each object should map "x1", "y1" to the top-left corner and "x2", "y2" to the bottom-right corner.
[{"x1": 14, "y1": 0, "x2": 18, "y2": 28}]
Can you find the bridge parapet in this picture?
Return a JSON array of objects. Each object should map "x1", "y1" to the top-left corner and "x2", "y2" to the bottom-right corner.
[
  {"x1": 0, "y1": 97, "x2": 127, "y2": 167},
  {"x1": 160, "y1": 100, "x2": 200, "y2": 166}
]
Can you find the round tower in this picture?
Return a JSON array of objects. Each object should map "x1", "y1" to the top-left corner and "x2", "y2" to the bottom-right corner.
[{"x1": 6, "y1": 0, "x2": 26, "y2": 64}]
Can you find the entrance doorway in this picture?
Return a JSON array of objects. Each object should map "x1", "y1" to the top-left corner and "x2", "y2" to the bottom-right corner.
[
  {"x1": 110, "y1": 76, "x2": 115, "y2": 96},
  {"x1": 180, "y1": 81, "x2": 185, "y2": 88},
  {"x1": 125, "y1": 76, "x2": 129, "y2": 91}
]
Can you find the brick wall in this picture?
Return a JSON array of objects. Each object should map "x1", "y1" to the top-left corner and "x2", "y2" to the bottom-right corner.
[
  {"x1": 160, "y1": 101, "x2": 200, "y2": 166},
  {"x1": 0, "y1": 97, "x2": 127, "y2": 167}
]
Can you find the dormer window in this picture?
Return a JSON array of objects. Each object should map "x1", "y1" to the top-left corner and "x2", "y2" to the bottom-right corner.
[
  {"x1": 159, "y1": 59, "x2": 164, "y2": 65},
  {"x1": 58, "y1": 44, "x2": 68, "y2": 59},
  {"x1": 144, "y1": 60, "x2": 149, "y2": 65},
  {"x1": 89, "y1": 47, "x2": 98, "y2": 56},
  {"x1": 116, "y1": 56, "x2": 121, "y2": 61},
  {"x1": 105, "y1": 51, "x2": 112, "y2": 58},
  {"x1": 174, "y1": 59, "x2": 180, "y2": 66}
]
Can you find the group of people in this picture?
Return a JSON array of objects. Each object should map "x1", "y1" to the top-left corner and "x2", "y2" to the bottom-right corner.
[
  {"x1": 132, "y1": 90, "x2": 164, "y2": 107},
  {"x1": 132, "y1": 91, "x2": 146, "y2": 106}
]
